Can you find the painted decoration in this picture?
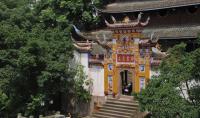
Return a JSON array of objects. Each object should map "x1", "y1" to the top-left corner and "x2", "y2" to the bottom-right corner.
[{"x1": 117, "y1": 54, "x2": 134, "y2": 63}]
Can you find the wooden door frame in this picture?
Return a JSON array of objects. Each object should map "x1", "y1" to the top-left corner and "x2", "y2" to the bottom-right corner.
[{"x1": 117, "y1": 67, "x2": 135, "y2": 97}]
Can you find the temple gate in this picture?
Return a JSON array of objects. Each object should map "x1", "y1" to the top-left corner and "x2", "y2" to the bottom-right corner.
[
  {"x1": 72, "y1": 13, "x2": 164, "y2": 97},
  {"x1": 104, "y1": 15, "x2": 152, "y2": 96}
]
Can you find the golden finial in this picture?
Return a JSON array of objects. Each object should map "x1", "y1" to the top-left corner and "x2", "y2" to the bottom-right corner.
[{"x1": 123, "y1": 16, "x2": 130, "y2": 23}]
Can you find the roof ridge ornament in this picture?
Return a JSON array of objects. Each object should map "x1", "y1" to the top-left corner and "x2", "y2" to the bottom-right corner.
[
  {"x1": 137, "y1": 12, "x2": 143, "y2": 23},
  {"x1": 72, "y1": 25, "x2": 80, "y2": 32},
  {"x1": 111, "y1": 16, "x2": 117, "y2": 23},
  {"x1": 123, "y1": 16, "x2": 131, "y2": 23},
  {"x1": 105, "y1": 12, "x2": 150, "y2": 28},
  {"x1": 140, "y1": 16, "x2": 150, "y2": 26}
]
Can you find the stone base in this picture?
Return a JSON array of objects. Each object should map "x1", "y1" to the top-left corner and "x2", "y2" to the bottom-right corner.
[{"x1": 92, "y1": 96, "x2": 106, "y2": 107}]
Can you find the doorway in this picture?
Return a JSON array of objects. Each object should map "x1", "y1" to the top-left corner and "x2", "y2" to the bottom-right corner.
[{"x1": 120, "y1": 70, "x2": 133, "y2": 95}]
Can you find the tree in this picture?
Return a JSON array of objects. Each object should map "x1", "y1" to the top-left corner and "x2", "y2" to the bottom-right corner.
[
  {"x1": 0, "y1": 0, "x2": 99, "y2": 117},
  {"x1": 34, "y1": 0, "x2": 101, "y2": 30},
  {"x1": 135, "y1": 42, "x2": 200, "y2": 118}
]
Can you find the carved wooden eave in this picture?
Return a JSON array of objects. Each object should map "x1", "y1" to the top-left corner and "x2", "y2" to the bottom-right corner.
[
  {"x1": 75, "y1": 42, "x2": 91, "y2": 47},
  {"x1": 73, "y1": 43, "x2": 92, "y2": 52},
  {"x1": 105, "y1": 12, "x2": 150, "y2": 28},
  {"x1": 72, "y1": 25, "x2": 112, "y2": 50},
  {"x1": 71, "y1": 36, "x2": 92, "y2": 52}
]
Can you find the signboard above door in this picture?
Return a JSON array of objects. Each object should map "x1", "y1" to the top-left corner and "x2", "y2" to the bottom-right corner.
[{"x1": 117, "y1": 54, "x2": 134, "y2": 63}]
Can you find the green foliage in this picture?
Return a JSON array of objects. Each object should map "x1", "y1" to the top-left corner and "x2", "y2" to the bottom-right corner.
[
  {"x1": 74, "y1": 65, "x2": 91, "y2": 102},
  {"x1": 135, "y1": 43, "x2": 200, "y2": 118},
  {"x1": 91, "y1": 0, "x2": 109, "y2": 8},
  {"x1": 25, "y1": 94, "x2": 45, "y2": 116},
  {"x1": 0, "y1": 0, "x2": 97, "y2": 117},
  {"x1": 35, "y1": 0, "x2": 100, "y2": 30},
  {"x1": 0, "y1": 91, "x2": 9, "y2": 113}
]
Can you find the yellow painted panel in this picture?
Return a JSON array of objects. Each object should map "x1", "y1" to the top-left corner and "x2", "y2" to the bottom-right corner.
[
  {"x1": 113, "y1": 66, "x2": 118, "y2": 95},
  {"x1": 134, "y1": 75, "x2": 140, "y2": 93},
  {"x1": 104, "y1": 63, "x2": 108, "y2": 94}
]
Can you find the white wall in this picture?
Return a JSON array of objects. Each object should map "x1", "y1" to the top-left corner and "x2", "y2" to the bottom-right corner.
[
  {"x1": 74, "y1": 51, "x2": 104, "y2": 97},
  {"x1": 89, "y1": 66, "x2": 104, "y2": 97},
  {"x1": 74, "y1": 51, "x2": 89, "y2": 76}
]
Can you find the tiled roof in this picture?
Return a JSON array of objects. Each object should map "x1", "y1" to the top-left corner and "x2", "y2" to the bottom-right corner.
[
  {"x1": 102, "y1": 0, "x2": 200, "y2": 13},
  {"x1": 83, "y1": 25, "x2": 200, "y2": 40},
  {"x1": 82, "y1": 30, "x2": 112, "y2": 42},
  {"x1": 75, "y1": 25, "x2": 200, "y2": 54},
  {"x1": 143, "y1": 25, "x2": 200, "y2": 39},
  {"x1": 91, "y1": 44, "x2": 107, "y2": 55}
]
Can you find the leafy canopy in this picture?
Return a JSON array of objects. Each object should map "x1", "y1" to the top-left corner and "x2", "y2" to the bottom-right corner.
[
  {"x1": 0, "y1": 0, "x2": 100, "y2": 117},
  {"x1": 135, "y1": 42, "x2": 200, "y2": 118}
]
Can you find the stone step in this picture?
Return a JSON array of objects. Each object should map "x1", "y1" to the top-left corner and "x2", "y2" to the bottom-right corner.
[
  {"x1": 107, "y1": 98, "x2": 138, "y2": 104},
  {"x1": 106, "y1": 100, "x2": 139, "y2": 107},
  {"x1": 93, "y1": 111, "x2": 131, "y2": 118},
  {"x1": 92, "y1": 115, "x2": 131, "y2": 118},
  {"x1": 120, "y1": 95, "x2": 134, "y2": 100},
  {"x1": 92, "y1": 113, "x2": 129, "y2": 118},
  {"x1": 105, "y1": 102, "x2": 138, "y2": 109},
  {"x1": 91, "y1": 96, "x2": 139, "y2": 118},
  {"x1": 101, "y1": 106, "x2": 138, "y2": 113},
  {"x1": 105, "y1": 104, "x2": 135, "y2": 110},
  {"x1": 99, "y1": 108, "x2": 135, "y2": 116}
]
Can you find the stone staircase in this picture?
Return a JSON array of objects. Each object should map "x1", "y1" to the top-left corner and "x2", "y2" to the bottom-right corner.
[{"x1": 91, "y1": 96, "x2": 139, "y2": 118}]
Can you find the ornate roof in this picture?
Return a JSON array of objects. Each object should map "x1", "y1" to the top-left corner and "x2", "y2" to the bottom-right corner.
[
  {"x1": 101, "y1": 0, "x2": 200, "y2": 13},
  {"x1": 72, "y1": 25, "x2": 200, "y2": 55},
  {"x1": 75, "y1": 25, "x2": 200, "y2": 40}
]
